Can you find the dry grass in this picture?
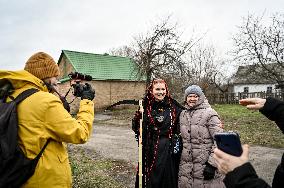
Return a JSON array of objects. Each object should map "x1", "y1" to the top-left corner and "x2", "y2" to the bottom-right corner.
[{"x1": 68, "y1": 145, "x2": 135, "y2": 188}]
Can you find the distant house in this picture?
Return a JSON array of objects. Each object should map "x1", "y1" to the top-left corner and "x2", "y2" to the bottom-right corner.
[
  {"x1": 232, "y1": 65, "x2": 279, "y2": 93},
  {"x1": 57, "y1": 50, "x2": 146, "y2": 111}
]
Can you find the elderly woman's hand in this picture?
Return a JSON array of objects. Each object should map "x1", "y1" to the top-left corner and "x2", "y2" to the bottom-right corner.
[{"x1": 213, "y1": 144, "x2": 250, "y2": 174}]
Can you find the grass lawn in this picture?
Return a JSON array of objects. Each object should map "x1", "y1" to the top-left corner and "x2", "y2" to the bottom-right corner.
[{"x1": 213, "y1": 104, "x2": 284, "y2": 148}]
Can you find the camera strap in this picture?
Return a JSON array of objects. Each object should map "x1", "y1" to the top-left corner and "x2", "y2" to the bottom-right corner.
[{"x1": 44, "y1": 81, "x2": 70, "y2": 112}]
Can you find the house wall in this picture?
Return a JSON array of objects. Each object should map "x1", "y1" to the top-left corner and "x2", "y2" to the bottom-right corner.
[
  {"x1": 58, "y1": 80, "x2": 145, "y2": 113},
  {"x1": 233, "y1": 84, "x2": 276, "y2": 93},
  {"x1": 92, "y1": 80, "x2": 146, "y2": 109},
  {"x1": 58, "y1": 55, "x2": 75, "y2": 78}
]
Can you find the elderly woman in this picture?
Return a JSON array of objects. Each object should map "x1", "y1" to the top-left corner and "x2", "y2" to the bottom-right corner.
[
  {"x1": 132, "y1": 78, "x2": 183, "y2": 188},
  {"x1": 178, "y1": 85, "x2": 225, "y2": 188}
]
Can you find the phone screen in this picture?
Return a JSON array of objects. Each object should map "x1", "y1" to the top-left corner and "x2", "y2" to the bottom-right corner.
[{"x1": 214, "y1": 132, "x2": 243, "y2": 157}]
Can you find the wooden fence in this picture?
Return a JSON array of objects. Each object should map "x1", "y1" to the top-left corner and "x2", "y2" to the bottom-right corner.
[{"x1": 207, "y1": 91, "x2": 284, "y2": 104}]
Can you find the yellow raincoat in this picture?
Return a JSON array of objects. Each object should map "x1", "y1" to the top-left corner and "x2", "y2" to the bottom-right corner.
[{"x1": 0, "y1": 70, "x2": 95, "y2": 188}]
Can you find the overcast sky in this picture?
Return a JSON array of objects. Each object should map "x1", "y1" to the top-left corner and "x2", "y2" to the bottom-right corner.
[{"x1": 0, "y1": 0, "x2": 283, "y2": 70}]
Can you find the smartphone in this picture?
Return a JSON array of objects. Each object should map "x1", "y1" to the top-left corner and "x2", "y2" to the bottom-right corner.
[{"x1": 214, "y1": 132, "x2": 243, "y2": 157}]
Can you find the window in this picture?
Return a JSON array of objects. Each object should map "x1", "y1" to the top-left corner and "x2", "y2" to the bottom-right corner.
[
  {"x1": 244, "y1": 87, "x2": 249, "y2": 93},
  {"x1": 267, "y1": 86, "x2": 272, "y2": 93}
]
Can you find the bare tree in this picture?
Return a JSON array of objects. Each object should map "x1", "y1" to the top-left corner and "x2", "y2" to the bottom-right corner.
[
  {"x1": 109, "y1": 45, "x2": 136, "y2": 58},
  {"x1": 181, "y1": 44, "x2": 234, "y2": 94},
  {"x1": 109, "y1": 17, "x2": 235, "y2": 97},
  {"x1": 162, "y1": 43, "x2": 236, "y2": 103},
  {"x1": 210, "y1": 67, "x2": 235, "y2": 93},
  {"x1": 232, "y1": 13, "x2": 284, "y2": 88},
  {"x1": 132, "y1": 16, "x2": 199, "y2": 86},
  {"x1": 185, "y1": 45, "x2": 217, "y2": 86}
]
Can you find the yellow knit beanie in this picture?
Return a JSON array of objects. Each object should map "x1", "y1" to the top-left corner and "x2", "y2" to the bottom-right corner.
[{"x1": 24, "y1": 52, "x2": 60, "y2": 80}]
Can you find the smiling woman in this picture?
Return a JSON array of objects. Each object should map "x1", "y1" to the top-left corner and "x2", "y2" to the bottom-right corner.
[
  {"x1": 178, "y1": 85, "x2": 225, "y2": 188},
  {"x1": 131, "y1": 78, "x2": 184, "y2": 188},
  {"x1": 186, "y1": 94, "x2": 199, "y2": 107},
  {"x1": 151, "y1": 79, "x2": 167, "y2": 101}
]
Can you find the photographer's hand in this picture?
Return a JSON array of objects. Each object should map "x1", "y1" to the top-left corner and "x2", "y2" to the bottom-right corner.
[{"x1": 81, "y1": 83, "x2": 95, "y2": 101}]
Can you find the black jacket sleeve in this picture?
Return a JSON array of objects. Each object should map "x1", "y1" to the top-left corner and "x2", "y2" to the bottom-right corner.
[
  {"x1": 224, "y1": 162, "x2": 271, "y2": 188},
  {"x1": 259, "y1": 97, "x2": 284, "y2": 188},
  {"x1": 259, "y1": 97, "x2": 284, "y2": 133},
  {"x1": 224, "y1": 97, "x2": 284, "y2": 188}
]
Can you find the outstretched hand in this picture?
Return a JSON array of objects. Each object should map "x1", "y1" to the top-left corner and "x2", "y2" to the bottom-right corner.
[
  {"x1": 239, "y1": 98, "x2": 266, "y2": 110},
  {"x1": 213, "y1": 144, "x2": 249, "y2": 174}
]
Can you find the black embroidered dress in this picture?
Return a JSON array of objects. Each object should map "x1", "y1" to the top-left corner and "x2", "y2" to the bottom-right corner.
[{"x1": 132, "y1": 97, "x2": 182, "y2": 188}]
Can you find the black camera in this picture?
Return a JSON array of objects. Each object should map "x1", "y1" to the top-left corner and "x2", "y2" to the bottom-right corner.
[
  {"x1": 72, "y1": 81, "x2": 91, "y2": 97},
  {"x1": 68, "y1": 72, "x2": 92, "y2": 81},
  {"x1": 56, "y1": 72, "x2": 94, "y2": 112},
  {"x1": 67, "y1": 72, "x2": 95, "y2": 99}
]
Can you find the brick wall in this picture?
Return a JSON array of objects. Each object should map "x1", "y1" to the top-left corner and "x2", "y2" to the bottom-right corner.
[
  {"x1": 58, "y1": 80, "x2": 145, "y2": 113},
  {"x1": 58, "y1": 55, "x2": 74, "y2": 78}
]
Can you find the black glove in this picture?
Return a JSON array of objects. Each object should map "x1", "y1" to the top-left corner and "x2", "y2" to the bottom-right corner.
[
  {"x1": 203, "y1": 162, "x2": 216, "y2": 180},
  {"x1": 132, "y1": 110, "x2": 142, "y2": 132},
  {"x1": 81, "y1": 83, "x2": 95, "y2": 100}
]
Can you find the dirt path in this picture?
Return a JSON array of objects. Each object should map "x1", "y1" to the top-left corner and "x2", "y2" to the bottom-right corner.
[
  {"x1": 249, "y1": 146, "x2": 283, "y2": 184},
  {"x1": 84, "y1": 123, "x2": 138, "y2": 166},
  {"x1": 83, "y1": 114, "x2": 284, "y2": 186}
]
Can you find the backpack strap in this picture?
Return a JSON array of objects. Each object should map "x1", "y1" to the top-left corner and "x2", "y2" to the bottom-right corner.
[
  {"x1": 13, "y1": 88, "x2": 50, "y2": 159},
  {"x1": 14, "y1": 88, "x2": 39, "y2": 104},
  {"x1": 34, "y1": 139, "x2": 51, "y2": 160}
]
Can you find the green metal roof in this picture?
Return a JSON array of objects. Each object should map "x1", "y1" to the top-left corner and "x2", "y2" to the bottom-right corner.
[{"x1": 59, "y1": 50, "x2": 143, "y2": 81}]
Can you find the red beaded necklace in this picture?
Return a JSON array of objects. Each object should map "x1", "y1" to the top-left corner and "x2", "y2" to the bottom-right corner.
[
  {"x1": 142, "y1": 78, "x2": 177, "y2": 181},
  {"x1": 144, "y1": 96, "x2": 177, "y2": 179}
]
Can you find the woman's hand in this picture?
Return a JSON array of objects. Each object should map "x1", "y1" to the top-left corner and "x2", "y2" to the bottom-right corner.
[
  {"x1": 213, "y1": 144, "x2": 249, "y2": 174},
  {"x1": 239, "y1": 98, "x2": 266, "y2": 110}
]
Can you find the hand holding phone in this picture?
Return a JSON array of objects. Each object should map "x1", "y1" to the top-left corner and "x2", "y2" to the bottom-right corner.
[{"x1": 214, "y1": 132, "x2": 243, "y2": 157}]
